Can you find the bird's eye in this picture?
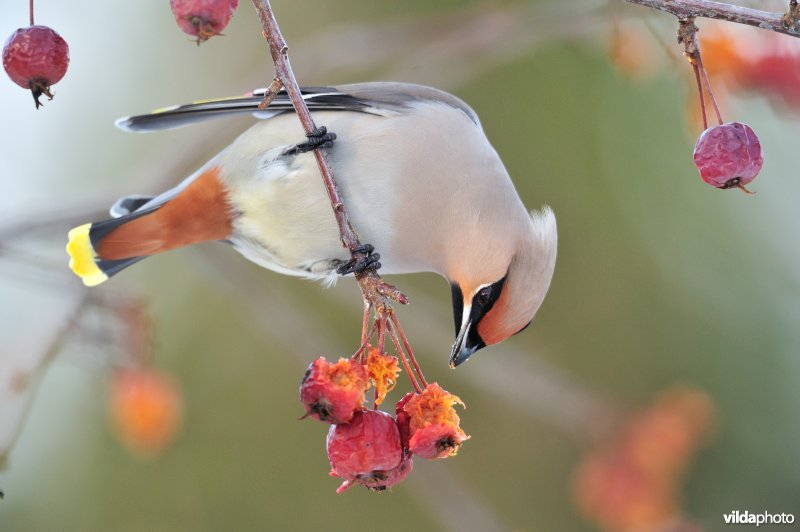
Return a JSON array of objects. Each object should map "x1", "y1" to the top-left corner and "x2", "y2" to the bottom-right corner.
[{"x1": 475, "y1": 286, "x2": 492, "y2": 307}]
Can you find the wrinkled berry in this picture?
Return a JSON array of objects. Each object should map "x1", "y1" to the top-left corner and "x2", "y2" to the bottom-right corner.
[
  {"x1": 300, "y1": 357, "x2": 368, "y2": 424},
  {"x1": 326, "y1": 409, "x2": 403, "y2": 492},
  {"x1": 408, "y1": 423, "x2": 468, "y2": 459},
  {"x1": 693, "y1": 122, "x2": 762, "y2": 191},
  {"x1": 170, "y1": 0, "x2": 238, "y2": 43},
  {"x1": 2, "y1": 26, "x2": 69, "y2": 108},
  {"x1": 397, "y1": 383, "x2": 469, "y2": 459},
  {"x1": 357, "y1": 457, "x2": 414, "y2": 492}
]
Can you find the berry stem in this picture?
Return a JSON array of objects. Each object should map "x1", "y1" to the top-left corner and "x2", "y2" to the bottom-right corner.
[
  {"x1": 679, "y1": 18, "x2": 723, "y2": 129},
  {"x1": 352, "y1": 319, "x2": 378, "y2": 364},
  {"x1": 29, "y1": 0, "x2": 34, "y2": 26},
  {"x1": 251, "y1": 0, "x2": 408, "y2": 312},
  {"x1": 360, "y1": 301, "x2": 370, "y2": 348},
  {"x1": 695, "y1": 52, "x2": 723, "y2": 125},
  {"x1": 376, "y1": 316, "x2": 387, "y2": 355},
  {"x1": 389, "y1": 312, "x2": 428, "y2": 388},
  {"x1": 386, "y1": 319, "x2": 422, "y2": 394},
  {"x1": 691, "y1": 62, "x2": 708, "y2": 130}
]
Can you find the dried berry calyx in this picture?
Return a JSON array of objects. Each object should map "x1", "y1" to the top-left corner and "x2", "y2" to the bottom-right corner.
[
  {"x1": 397, "y1": 383, "x2": 470, "y2": 459},
  {"x1": 326, "y1": 409, "x2": 403, "y2": 493},
  {"x1": 300, "y1": 357, "x2": 368, "y2": 424},
  {"x1": 354, "y1": 457, "x2": 414, "y2": 493},
  {"x1": 170, "y1": 0, "x2": 239, "y2": 44},
  {"x1": 366, "y1": 346, "x2": 401, "y2": 406},
  {"x1": 2, "y1": 25, "x2": 69, "y2": 108},
  {"x1": 693, "y1": 121, "x2": 763, "y2": 192}
]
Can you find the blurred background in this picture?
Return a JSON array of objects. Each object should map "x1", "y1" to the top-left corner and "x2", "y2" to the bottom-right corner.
[{"x1": 1, "y1": 0, "x2": 799, "y2": 530}]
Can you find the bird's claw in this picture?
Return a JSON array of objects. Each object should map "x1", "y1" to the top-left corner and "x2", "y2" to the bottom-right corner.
[
  {"x1": 337, "y1": 244, "x2": 381, "y2": 276},
  {"x1": 285, "y1": 126, "x2": 337, "y2": 155}
]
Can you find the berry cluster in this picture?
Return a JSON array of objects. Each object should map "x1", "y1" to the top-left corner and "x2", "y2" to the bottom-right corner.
[{"x1": 300, "y1": 347, "x2": 468, "y2": 493}]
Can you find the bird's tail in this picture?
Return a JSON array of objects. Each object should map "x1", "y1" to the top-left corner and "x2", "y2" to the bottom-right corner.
[{"x1": 66, "y1": 166, "x2": 233, "y2": 286}]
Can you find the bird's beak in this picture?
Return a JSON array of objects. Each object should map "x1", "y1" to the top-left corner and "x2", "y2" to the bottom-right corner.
[{"x1": 449, "y1": 317, "x2": 478, "y2": 368}]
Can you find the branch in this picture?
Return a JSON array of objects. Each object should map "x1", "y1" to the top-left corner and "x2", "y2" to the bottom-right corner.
[
  {"x1": 626, "y1": 0, "x2": 800, "y2": 37},
  {"x1": 250, "y1": 0, "x2": 407, "y2": 312}
]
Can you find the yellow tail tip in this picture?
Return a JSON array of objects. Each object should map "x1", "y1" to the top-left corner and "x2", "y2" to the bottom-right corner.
[{"x1": 66, "y1": 223, "x2": 108, "y2": 287}]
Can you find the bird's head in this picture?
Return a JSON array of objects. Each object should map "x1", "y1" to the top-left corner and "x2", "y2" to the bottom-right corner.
[{"x1": 449, "y1": 206, "x2": 557, "y2": 367}]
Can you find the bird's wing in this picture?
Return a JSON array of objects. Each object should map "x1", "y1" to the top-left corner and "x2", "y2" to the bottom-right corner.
[
  {"x1": 116, "y1": 86, "x2": 376, "y2": 133},
  {"x1": 116, "y1": 82, "x2": 478, "y2": 133}
]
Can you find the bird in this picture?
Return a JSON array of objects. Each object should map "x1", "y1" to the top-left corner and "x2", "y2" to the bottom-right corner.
[{"x1": 66, "y1": 82, "x2": 557, "y2": 367}]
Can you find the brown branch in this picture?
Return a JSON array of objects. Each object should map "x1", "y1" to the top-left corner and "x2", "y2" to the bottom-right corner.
[
  {"x1": 250, "y1": 0, "x2": 407, "y2": 314},
  {"x1": 785, "y1": 0, "x2": 800, "y2": 30},
  {"x1": 626, "y1": 0, "x2": 800, "y2": 37}
]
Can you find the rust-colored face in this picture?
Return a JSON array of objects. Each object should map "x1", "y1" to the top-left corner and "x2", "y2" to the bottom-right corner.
[
  {"x1": 475, "y1": 282, "x2": 522, "y2": 347},
  {"x1": 449, "y1": 276, "x2": 507, "y2": 367}
]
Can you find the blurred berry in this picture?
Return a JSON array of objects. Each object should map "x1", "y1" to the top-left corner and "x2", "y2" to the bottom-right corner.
[
  {"x1": 109, "y1": 369, "x2": 182, "y2": 459},
  {"x1": 573, "y1": 387, "x2": 715, "y2": 532}
]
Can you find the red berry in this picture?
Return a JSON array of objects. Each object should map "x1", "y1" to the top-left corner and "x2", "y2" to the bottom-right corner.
[
  {"x1": 693, "y1": 122, "x2": 762, "y2": 192},
  {"x1": 109, "y1": 369, "x2": 183, "y2": 459},
  {"x1": 408, "y1": 423, "x2": 466, "y2": 460},
  {"x1": 395, "y1": 391, "x2": 414, "y2": 454},
  {"x1": 326, "y1": 409, "x2": 403, "y2": 492},
  {"x1": 356, "y1": 457, "x2": 414, "y2": 492},
  {"x1": 299, "y1": 357, "x2": 368, "y2": 424},
  {"x1": 170, "y1": 0, "x2": 238, "y2": 43},
  {"x1": 397, "y1": 383, "x2": 469, "y2": 460},
  {"x1": 2, "y1": 26, "x2": 69, "y2": 109}
]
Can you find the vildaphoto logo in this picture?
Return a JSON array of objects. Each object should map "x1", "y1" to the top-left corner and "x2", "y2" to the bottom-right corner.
[{"x1": 723, "y1": 510, "x2": 795, "y2": 526}]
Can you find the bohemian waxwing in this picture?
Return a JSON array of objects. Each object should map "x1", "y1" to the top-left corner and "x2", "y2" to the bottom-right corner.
[{"x1": 66, "y1": 82, "x2": 557, "y2": 366}]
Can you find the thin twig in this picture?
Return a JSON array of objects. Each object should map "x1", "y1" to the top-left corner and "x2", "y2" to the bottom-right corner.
[
  {"x1": 257, "y1": 77, "x2": 283, "y2": 110},
  {"x1": 1, "y1": 292, "x2": 90, "y2": 467},
  {"x1": 783, "y1": 0, "x2": 800, "y2": 30},
  {"x1": 627, "y1": 0, "x2": 800, "y2": 37},
  {"x1": 250, "y1": 0, "x2": 408, "y2": 317},
  {"x1": 678, "y1": 18, "x2": 724, "y2": 128},
  {"x1": 351, "y1": 319, "x2": 378, "y2": 363},
  {"x1": 679, "y1": 19, "x2": 707, "y2": 129},
  {"x1": 250, "y1": 1, "x2": 360, "y2": 258}
]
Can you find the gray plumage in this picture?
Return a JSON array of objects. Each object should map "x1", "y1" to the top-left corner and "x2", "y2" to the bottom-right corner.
[{"x1": 108, "y1": 82, "x2": 557, "y2": 365}]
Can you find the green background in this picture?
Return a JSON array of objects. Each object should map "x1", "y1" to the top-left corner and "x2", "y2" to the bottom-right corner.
[{"x1": 0, "y1": 0, "x2": 798, "y2": 530}]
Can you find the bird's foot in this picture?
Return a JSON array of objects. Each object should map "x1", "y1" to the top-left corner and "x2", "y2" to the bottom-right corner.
[
  {"x1": 337, "y1": 244, "x2": 381, "y2": 276},
  {"x1": 284, "y1": 126, "x2": 336, "y2": 155}
]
